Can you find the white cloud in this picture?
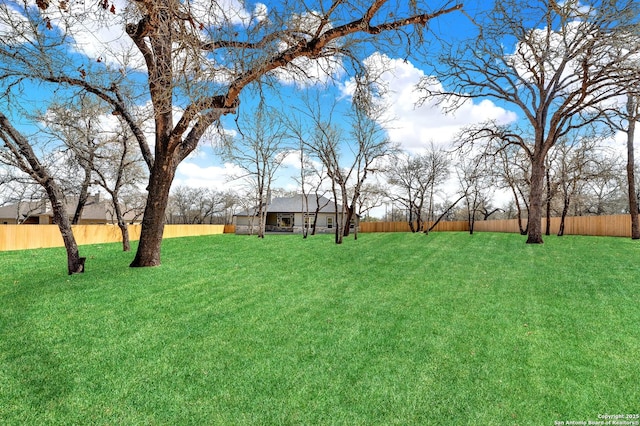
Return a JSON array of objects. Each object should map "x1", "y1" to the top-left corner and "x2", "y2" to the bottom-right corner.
[
  {"x1": 36, "y1": 0, "x2": 134, "y2": 65},
  {"x1": 253, "y1": 3, "x2": 268, "y2": 22},
  {"x1": 607, "y1": 130, "x2": 634, "y2": 158},
  {"x1": 25, "y1": 0, "x2": 257, "y2": 69},
  {"x1": 188, "y1": 0, "x2": 253, "y2": 26},
  {"x1": 342, "y1": 53, "x2": 517, "y2": 153},
  {"x1": 173, "y1": 161, "x2": 245, "y2": 191},
  {"x1": 0, "y1": 3, "x2": 33, "y2": 45}
]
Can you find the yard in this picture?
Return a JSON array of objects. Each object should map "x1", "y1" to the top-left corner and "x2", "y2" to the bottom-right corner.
[{"x1": 0, "y1": 232, "x2": 638, "y2": 425}]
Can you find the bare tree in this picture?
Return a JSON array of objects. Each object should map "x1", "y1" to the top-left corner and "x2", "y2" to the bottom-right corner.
[
  {"x1": 494, "y1": 144, "x2": 531, "y2": 235},
  {"x1": 308, "y1": 118, "x2": 348, "y2": 244},
  {"x1": 36, "y1": 96, "x2": 108, "y2": 225},
  {"x1": 1, "y1": 0, "x2": 462, "y2": 267},
  {"x1": 298, "y1": 152, "x2": 331, "y2": 239},
  {"x1": 419, "y1": 0, "x2": 640, "y2": 243},
  {"x1": 296, "y1": 90, "x2": 394, "y2": 243},
  {"x1": 384, "y1": 153, "x2": 428, "y2": 233},
  {"x1": 217, "y1": 190, "x2": 241, "y2": 225},
  {"x1": 455, "y1": 149, "x2": 494, "y2": 235},
  {"x1": 384, "y1": 146, "x2": 450, "y2": 234},
  {"x1": 0, "y1": 113, "x2": 84, "y2": 274},
  {"x1": 93, "y1": 125, "x2": 146, "y2": 251},
  {"x1": 624, "y1": 96, "x2": 640, "y2": 239},
  {"x1": 286, "y1": 102, "x2": 332, "y2": 238},
  {"x1": 221, "y1": 100, "x2": 289, "y2": 238},
  {"x1": 167, "y1": 186, "x2": 225, "y2": 225},
  {"x1": 342, "y1": 92, "x2": 395, "y2": 239},
  {"x1": 579, "y1": 153, "x2": 626, "y2": 216},
  {"x1": 422, "y1": 145, "x2": 451, "y2": 235},
  {"x1": 601, "y1": 95, "x2": 640, "y2": 238},
  {"x1": 356, "y1": 183, "x2": 386, "y2": 221},
  {"x1": 38, "y1": 95, "x2": 146, "y2": 250},
  {"x1": 547, "y1": 136, "x2": 598, "y2": 236}
]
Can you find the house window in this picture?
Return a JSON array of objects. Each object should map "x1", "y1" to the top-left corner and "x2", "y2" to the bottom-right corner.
[
  {"x1": 277, "y1": 213, "x2": 293, "y2": 227},
  {"x1": 304, "y1": 214, "x2": 315, "y2": 227},
  {"x1": 327, "y1": 217, "x2": 333, "y2": 228}
]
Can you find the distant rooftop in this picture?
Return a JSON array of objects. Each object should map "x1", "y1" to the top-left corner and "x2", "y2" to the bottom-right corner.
[{"x1": 235, "y1": 194, "x2": 337, "y2": 216}]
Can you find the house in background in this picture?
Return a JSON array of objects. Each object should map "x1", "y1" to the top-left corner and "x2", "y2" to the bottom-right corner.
[
  {"x1": 0, "y1": 193, "x2": 141, "y2": 225},
  {"x1": 232, "y1": 194, "x2": 358, "y2": 235}
]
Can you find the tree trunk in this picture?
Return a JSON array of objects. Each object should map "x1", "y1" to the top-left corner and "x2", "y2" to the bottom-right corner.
[
  {"x1": 72, "y1": 161, "x2": 92, "y2": 224},
  {"x1": 257, "y1": 203, "x2": 265, "y2": 239},
  {"x1": 330, "y1": 181, "x2": 343, "y2": 244},
  {"x1": 72, "y1": 182, "x2": 89, "y2": 224},
  {"x1": 509, "y1": 186, "x2": 526, "y2": 235},
  {"x1": 407, "y1": 205, "x2": 416, "y2": 233},
  {"x1": 112, "y1": 193, "x2": 131, "y2": 252},
  {"x1": 467, "y1": 193, "x2": 476, "y2": 235},
  {"x1": 558, "y1": 196, "x2": 569, "y2": 237},
  {"x1": 627, "y1": 97, "x2": 639, "y2": 239},
  {"x1": 353, "y1": 216, "x2": 358, "y2": 240},
  {"x1": 119, "y1": 220, "x2": 131, "y2": 252},
  {"x1": 527, "y1": 156, "x2": 546, "y2": 244},
  {"x1": 311, "y1": 203, "x2": 320, "y2": 236},
  {"x1": 130, "y1": 158, "x2": 175, "y2": 267},
  {"x1": 46, "y1": 184, "x2": 85, "y2": 274},
  {"x1": 429, "y1": 193, "x2": 465, "y2": 233},
  {"x1": 545, "y1": 167, "x2": 552, "y2": 236},
  {"x1": 343, "y1": 204, "x2": 354, "y2": 237}
]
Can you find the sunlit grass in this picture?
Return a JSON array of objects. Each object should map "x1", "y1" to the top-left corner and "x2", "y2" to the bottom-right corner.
[{"x1": 1, "y1": 232, "x2": 638, "y2": 424}]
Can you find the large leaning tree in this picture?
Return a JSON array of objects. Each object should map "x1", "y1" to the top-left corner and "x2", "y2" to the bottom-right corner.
[
  {"x1": 0, "y1": 0, "x2": 462, "y2": 267},
  {"x1": 0, "y1": 113, "x2": 85, "y2": 274},
  {"x1": 418, "y1": 0, "x2": 640, "y2": 244}
]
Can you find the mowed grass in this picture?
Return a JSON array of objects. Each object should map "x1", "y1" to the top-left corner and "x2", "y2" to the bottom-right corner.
[{"x1": 0, "y1": 232, "x2": 638, "y2": 425}]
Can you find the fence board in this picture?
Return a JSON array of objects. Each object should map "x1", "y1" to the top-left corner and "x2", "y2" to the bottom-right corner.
[
  {"x1": 471, "y1": 215, "x2": 633, "y2": 238},
  {"x1": 359, "y1": 221, "x2": 469, "y2": 233},
  {"x1": 0, "y1": 224, "x2": 226, "y2": 252},
  {"x1": 361, "y1": 215, "x2": 635, "y2": 238}
]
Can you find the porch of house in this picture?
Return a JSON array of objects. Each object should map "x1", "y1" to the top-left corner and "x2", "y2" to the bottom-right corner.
[{"x1": 265, "y1": 212, "x2": 295, "y2": 232}]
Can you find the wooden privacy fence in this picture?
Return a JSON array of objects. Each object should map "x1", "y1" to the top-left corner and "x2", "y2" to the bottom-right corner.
[
  {"x1": 359, "y1": 221, "x2": 469, "y2": 233},
  {"x1": 0, "y1": 224, "x2": 227, "y2": 252},
  {"x1": 472, "y1": 214, "x2": 633, "y2": 237},
  {"x1": 0, "y1": 215, "x2": 634, "y2": 251},
  {"x1": 359, "y1": 214, "x2": 635, "y2": 238}
]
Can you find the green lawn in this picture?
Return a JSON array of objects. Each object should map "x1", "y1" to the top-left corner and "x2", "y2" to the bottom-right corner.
[{"x1": 1, "y1": 232, "x2": 638, "y2": 425}]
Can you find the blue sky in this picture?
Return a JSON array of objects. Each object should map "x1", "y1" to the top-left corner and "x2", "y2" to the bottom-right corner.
[
  {"x1": 167, "y1": 0, "x2": 518, "y2": 193},
  {"x1": 0, "y1": 0, "x2": 632, "y2": 212}
]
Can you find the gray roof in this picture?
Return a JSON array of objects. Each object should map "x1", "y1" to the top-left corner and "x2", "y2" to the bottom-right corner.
[{"x1": 235, "y1": 194, "x2": 338, "y2": 216}]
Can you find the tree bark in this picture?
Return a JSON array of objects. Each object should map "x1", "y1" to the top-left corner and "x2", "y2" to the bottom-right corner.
[
  {"x1": 558, "y1": 195, "x2": 570, "y2": 237},
  {"x1": 343, "y1": 204, "x2": 355, "y2": 237},
  {"x1": 112, "y1": 190, "x2": 131, "y2": 252},
  {"x1": 527, "y1": 156, "x2": 546, "y2": 244},
  {"x1": 130, "y1": 157, "x2": 175, "y2": 267},
  {"x1": 46, "y1": 184, "x2": 85, "y2": 274},
  {"x1": 72, "y1": 174, "x2": 91, "y2": 225},
  {"x1": 72, "y1": 148, "x2": 95, "y2": 225},
  {"x1": 545, "y1": 167, "x2": 552, "y2": 236},
  {"x1": 407, "y1": 204, "x2": 416, "y2": 233},
  {"x1": 627, "y1": 97, "x2": 640, "y2": 240},
  {"x1": 429, "y1": 193, "x2": 465, "y2": 233}
]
